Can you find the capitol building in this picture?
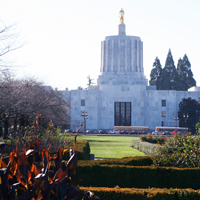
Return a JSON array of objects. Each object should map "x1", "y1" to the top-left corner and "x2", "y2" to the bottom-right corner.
[{"x1": 61, "y1": 9, "x2": 200, "y2": 132}]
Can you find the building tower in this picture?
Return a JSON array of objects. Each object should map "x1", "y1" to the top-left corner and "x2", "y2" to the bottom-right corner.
[{"x1": 97, "y1": 8, "x2": 147, "y2": 89}]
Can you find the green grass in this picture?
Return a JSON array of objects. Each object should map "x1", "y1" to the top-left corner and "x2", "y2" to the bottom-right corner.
[{"x1": 77, "y1": 135, "x2": 145, "y2": 158}]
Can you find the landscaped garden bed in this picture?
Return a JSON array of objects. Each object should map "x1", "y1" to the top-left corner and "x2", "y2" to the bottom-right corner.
[
  {"x1": 80, "y1": 187, "x2": 200, "y2": 200},
  {"x1": 2, "y1": 117, "x2": 200, "y2": 199}
]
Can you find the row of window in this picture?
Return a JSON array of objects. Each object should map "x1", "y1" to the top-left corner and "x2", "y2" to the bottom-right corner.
[
  {"x1": 81, "y1": 99, "x2": 167, "y2": 107},
  {"x1": 81, "y1": 99, "x2": 166, "y2": 124}
]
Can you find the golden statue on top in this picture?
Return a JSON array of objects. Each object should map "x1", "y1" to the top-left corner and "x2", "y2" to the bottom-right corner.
[{"x1": 119, "y1": 8, "x2": 125, "y2": 24}]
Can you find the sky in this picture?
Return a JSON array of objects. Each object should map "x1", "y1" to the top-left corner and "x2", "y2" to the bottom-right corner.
[{"x1": 0, "y1": 0, "x2": 199, "y2": 90}]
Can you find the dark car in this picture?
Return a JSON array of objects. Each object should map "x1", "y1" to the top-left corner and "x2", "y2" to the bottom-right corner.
[
  {"x1": 99, "y1": 129, "x2": 108, "y2": 134},
  {"x1": 130, "y1": 131, "x2": 139, "y2": 134},
  {"x1": 163, "y1": 131, "x2": 171, "y2": 135},
  {"x1": 92, "y1": 129, "x2": 99, "y2": 134},
  {"x1": 141, "y1": 131, "x2": 149, "y2": 134},
  {"x1": 120, "y1": 130, "x2": 129, "y2": 134}
]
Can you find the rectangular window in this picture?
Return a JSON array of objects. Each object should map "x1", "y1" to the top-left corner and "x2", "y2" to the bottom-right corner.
[
  {"x1": 162, "y1": 100, "x2": 166, "y2": 107},
  {"x1": 114, "y1": 102, "x2": 131, "y2": 126},
  {"x1": 81, "y1": 99, "x2": 85, "y2": 106},
  {"x1": 161, "y1": 111, "x2": 166, "y2": 117},
  {"x1": 161, "y1": 121, "x2": 164, "y2": 126}
]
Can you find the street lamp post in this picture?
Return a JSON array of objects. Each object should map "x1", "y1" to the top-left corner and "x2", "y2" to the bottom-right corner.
[
  {"x1": 183, "y1": 113, "x2": 189, "y2": 131},
  {"x1": 81, "y1": 111, "x2": 88, "y2": 134},
  {"x1": 196, "y1": 110, "x2": 199, "y2": 125},
  {"x1": 174, "y1": 116, "x2": 179, "y2": 129}
]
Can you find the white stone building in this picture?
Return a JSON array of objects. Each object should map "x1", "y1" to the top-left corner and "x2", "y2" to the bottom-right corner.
[{"x1": 61, "y1": 12, "x2": 200, "y2": 132}]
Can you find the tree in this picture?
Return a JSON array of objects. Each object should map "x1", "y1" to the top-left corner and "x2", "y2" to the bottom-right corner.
[
  {"x1": 178, "y1": 97, "x2": 200, "y2": 134},
  {"x1": 149, "y1": 57, "x2": 162, "y2": 89},
  {"x1": 151, "y1": 51, "x2": 196, "y2": 91},
  {"x1": 0, "y1": 71, "x2": 70, "y2": 138},
  {"x1": 160, "y1": 49, "x2": 181, "y2": 90},
  {"x1": 0, "y1": 21, "x2": 23, "y2": 69},
  {"x1": 177, "y1": 58, "x2": 187, "y2": 91},
  {"x1": 16, "y1": 77, "x2": 70, "y2": 127},
  {"x1": 177, "y1": 54, "x2": 196, "y2": 91}
]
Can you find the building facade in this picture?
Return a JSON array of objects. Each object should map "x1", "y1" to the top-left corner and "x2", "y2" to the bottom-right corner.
[{"x1": 61, "y1": 12, "x2": 200, "y2": 132}]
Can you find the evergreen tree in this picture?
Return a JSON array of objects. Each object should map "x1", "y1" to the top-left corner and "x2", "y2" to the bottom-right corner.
[
  {"x1": 160, "y1": 49, "x2": 181, "y2": 90},
  {"x1": 177, "y1": 58, "x2": 188, "y2": 91},
  {"x1": 182, "y1": 54, "x2": 196, "y2": 89},
  {"x1": 177, "y1": 54, "x2": 196, "y2": 91},
  {"x1": 178, "y1": 97, "x2": 200, "y2": 134},
  {"x1": 149, "y1": 57, "x2": 162, "y2": 89}
]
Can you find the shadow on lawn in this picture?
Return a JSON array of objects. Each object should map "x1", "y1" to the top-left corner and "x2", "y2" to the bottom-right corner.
[{"x1": 82, "y1": 140, "x2": 113, "y2": 143}]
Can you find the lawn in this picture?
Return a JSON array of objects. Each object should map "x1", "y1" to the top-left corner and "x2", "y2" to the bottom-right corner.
[{"x1": 77, "y1": 135, "x2": 145, "y2": 158}]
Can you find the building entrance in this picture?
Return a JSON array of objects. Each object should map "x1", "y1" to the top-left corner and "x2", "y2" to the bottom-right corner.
[{"x1": 114, "y1": 102, "x2": 131, "y2": 126}]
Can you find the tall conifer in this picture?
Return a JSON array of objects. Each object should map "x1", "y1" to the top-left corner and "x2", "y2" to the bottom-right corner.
[
  {"x1": 182, "y1": 54, "x2": 196, "y2": 90},
  {"x1": 160, "y1": 49, "x2": 181, "y2": 90},
  {"x1": 177, "y1": 58, "x2": 187, "y2": 90},
  {"x1": 177, "y1": 54, "x2": 196, "y2": 91},
  {"x1": 149, "y1": 57, "x2": 162, "y2": 89}
]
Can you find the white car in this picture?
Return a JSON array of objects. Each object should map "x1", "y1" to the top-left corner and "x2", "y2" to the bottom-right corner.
[
  {"x1": 109, "y1": 130, "x2": 119, "y2": 134},
  {"x1": 152, "y1": 131, "x2": 163, "y2": 135}
]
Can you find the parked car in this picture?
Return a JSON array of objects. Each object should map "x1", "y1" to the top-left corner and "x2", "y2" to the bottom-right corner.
[
  {"x1": 141, "y1": 131, "x2": 149, "y2": 134},
  {"x1": 92, "y1": 129, "x2": 99, "y2": 134},
  {"x1": 113, "y1": 130, "x2": 119, "y2": 134},
  {"x1": 108, "y1": 130, "x2": 114, "y2": 134},
  {"x1": 130, "y1": 131, "x2": 139, "y2": 134},
  {"x1": 119, "y1": 130, "x2": 129, "y2": 134},
  {"x1": 86, "y1": 129, "x2": 99, "y2": 134},
  {"x1": 99, "y1": 129, "x2": 109, "y2": 134},
  {"x1": 86, "y1": 130, "x2": 92, "y2": 133},
  {"x1": 108, "y1": 130, "x2": 119, "y2": 134},
  {"x1": 152, "y1": 131, "x2": 163, "y2": 135},
  {"x1": 163, "y1": 131, "x2": 171, "y2": 135}
]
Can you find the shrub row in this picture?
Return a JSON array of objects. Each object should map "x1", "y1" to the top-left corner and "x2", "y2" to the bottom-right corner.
[
  {"x1": 50, "y1": 140, "x2": 90, "y2": 160},
  {"x1": 78, "y1": 156, "x2": 153, "y2": 166},
  {"x1": 152, "y1": 134, "x2": 200, "y2": 168},
  {"x1": 80, "y1": 187, "x2": 200, "y2": 200},
  {"x1": 140, "y1": 134, "x2": 166, "y2": 144},
  {"x1": 131, "y1": 140, "x2": 159, "y2": 155},
  {"x1": 75, "y1": 164, "x2": 200, "y2": 190}
]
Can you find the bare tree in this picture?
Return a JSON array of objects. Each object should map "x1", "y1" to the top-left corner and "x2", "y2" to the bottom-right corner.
[
  {"x1": 0, "y1": 71, "x2": 70, "y2": 139},
  {"x1": 0, "y1": 20, "x2": 69, "y2": 138},
  {"x1": 15, "y1": 77, "x2": 70, "y2": 127},
  {"x1": 0, "y1": 20, "x2": 23, "y2": 69}
]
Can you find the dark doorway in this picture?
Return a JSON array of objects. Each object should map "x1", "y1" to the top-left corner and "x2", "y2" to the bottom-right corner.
[{"x1": 114, "y1": 102, "x2": 131, "y2": 126}]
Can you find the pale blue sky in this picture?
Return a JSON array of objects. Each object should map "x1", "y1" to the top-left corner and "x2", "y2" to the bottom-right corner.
[{"x1": 0, "y1": 0, "x2": 199, "y2": 90}]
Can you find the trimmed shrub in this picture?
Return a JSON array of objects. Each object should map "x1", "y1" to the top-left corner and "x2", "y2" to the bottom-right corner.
[
  {"x1": 50, "y1": 140, "x2": 90, "y2": 160},
  {"x1": 80, "y1": 187, "x2": 200, "y2": 200},
  {"x1": 153, "y1": 134, "x2": 200, "y2": 168},
  {"x1": 78, "y1": 156, "x2": 153, "y2": 166},
  {"x1": 140, "y1": 134, "x2": 166, "y2": 144},
  {"x1": 131, "y1": 140, "x2": 159, "y2": 155},
  {"x1": 75, "y1": 164, "x2": 200, "y2": 189}
]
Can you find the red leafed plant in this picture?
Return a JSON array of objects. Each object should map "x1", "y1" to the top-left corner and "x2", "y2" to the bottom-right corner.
[{"x1": 0, "y1": 115, "x2": 100, "y2": 200}]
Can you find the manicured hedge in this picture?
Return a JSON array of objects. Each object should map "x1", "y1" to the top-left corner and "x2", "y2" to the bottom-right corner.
[
  {"x1": 50, "y1": 140, "x2": 90, "y2": 160},
  {"x1": 131, "y1": 140, "x2": 159, "y2": 155},
  {"x1": 75, "y1": 164, "x2": 200, "y2": 189},
  {"x1": 79, "y1": 187, "x2": 200, "y2": 200},
  {"x1": 78, "y1": 156, "x2": 153, "y2": 166}
]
